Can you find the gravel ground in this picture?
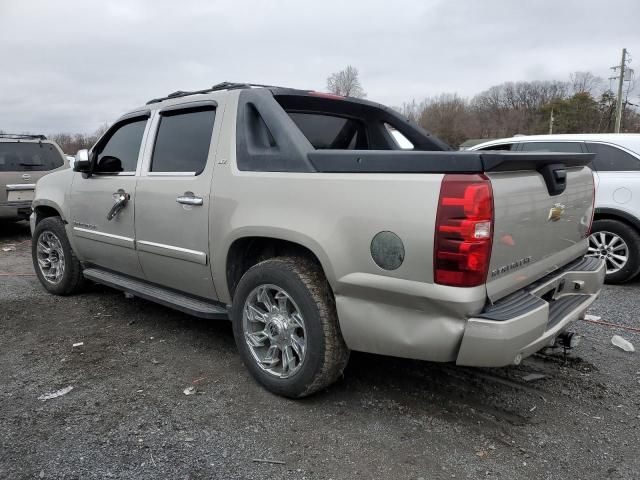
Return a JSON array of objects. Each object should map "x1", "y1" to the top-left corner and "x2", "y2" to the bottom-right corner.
[{"x1": 1, "y1": 220, "x2": 639, "y2": 479}]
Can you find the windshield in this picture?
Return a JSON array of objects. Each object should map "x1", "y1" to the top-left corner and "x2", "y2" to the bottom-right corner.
[{"x1": 0, "y1": 142, "x2": 65, "y2": 172}]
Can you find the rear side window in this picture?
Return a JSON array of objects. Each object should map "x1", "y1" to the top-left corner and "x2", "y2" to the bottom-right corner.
[
  {"x1": 476, "y1": 143, "x2": 515, "y2": 151},
  {"x1": 287, "y1": 112, "x2": 367, "y2": 149},
  {"x1": 586, "y1": 143, "x2": 640, "y2": 171},
  {"x1": 0, "y1": 142, "x2": 64, "y2": 172},
  {"x1": 151, "y1": 108, "x2": 216, "y2": 173},
  {"x1": 96, "y1": 119, "x2": 147, "y2": 173},
  {"x1": 520, "y1": 142, "x2": 583, "y2": 153}
]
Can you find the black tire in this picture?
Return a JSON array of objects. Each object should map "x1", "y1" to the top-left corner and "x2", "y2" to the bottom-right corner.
[
  {"x1": 231, "y1": 256, "x2": 349, "y2": 398},
  {"x1": 590, "y1": 219, "x2": 640, "y2": 284},
  {"x1": 32, "y1": 217, "x2": 85, "y2": 295}
]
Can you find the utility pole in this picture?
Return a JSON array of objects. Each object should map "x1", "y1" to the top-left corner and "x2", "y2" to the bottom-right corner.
[
  {"x1": 549, "y1": 108, "x2": 554, "y2": 134},
  {"x1": 614, "y1": 48, "x2": 627, "y2": 133}
]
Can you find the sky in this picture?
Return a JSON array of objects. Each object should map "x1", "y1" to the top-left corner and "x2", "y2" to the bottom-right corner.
[{"x1": 1, "y1": 0, "x2": 638, "y2": 135}]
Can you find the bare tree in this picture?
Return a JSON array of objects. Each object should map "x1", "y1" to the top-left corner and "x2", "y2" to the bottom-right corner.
[
  {"x1": 50, "y1": 122, "x2": 111, "y2": 154},
  {"x1": 326, "y1": 65, "x2": 366, "y2": 98},
  {"x1": 570, "y1": 71, "x2": 604, "y2": 96}
]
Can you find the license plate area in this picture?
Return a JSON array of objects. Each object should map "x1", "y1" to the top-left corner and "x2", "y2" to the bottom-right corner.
[{"x1": 7, "y1": 189, "x2": 34, "y2": 202}]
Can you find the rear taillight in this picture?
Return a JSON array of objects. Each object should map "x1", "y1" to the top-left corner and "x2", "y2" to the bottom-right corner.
[{"x1": 434, "y1": 174, "x2": 493, "y2": 287}]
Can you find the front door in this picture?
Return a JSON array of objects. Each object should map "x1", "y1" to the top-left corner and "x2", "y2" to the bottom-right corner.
[
  {"x1": 135, "y1": 101, "x2": 220, "y2": 299},
  {"x1": 68, "y1": 114, "x2": 150, "y2": 278}
]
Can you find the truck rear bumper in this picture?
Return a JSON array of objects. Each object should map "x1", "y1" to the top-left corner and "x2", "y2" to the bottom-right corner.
[{"x1": 456, "y1": 256, "x2": 605, "y2": 367}]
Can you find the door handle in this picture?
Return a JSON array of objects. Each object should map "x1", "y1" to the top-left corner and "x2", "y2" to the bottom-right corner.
[
  {"x1": 176, "y1": 192, "x2": 203, "y2": 206},
  {"x1": 107, "y1": 189, "x2": 130, "y2": 221}
]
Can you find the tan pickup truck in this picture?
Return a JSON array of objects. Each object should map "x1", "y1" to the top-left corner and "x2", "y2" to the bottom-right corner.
[{"x1": 30, "y1": 83, "x2": 605, "y2": 397}]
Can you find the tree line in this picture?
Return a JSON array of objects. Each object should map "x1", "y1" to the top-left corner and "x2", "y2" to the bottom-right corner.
[
  {"x1": 48, "y1": 124, "x2": 109, "y2": 155},
  {"x1": 327, "y1": 66, "x2": 640, "y2": 147}
]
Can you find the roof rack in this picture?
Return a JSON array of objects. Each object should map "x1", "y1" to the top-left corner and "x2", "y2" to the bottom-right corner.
[
  {"x1": 0, "y1": 133, "x2": 47, "y2": 140},
  {"x1": 146, "y1": 82, "x2": 281, "y2": 105}
]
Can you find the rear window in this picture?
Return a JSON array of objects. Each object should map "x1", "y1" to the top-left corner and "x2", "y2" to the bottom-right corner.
[
  {"x1": 586, "y1": 143, "x2": 640, "y2": 171},
  {"x1": 0, "y1": 142, "x2": 64, "y2": 172},
  {"x1": 287, "y1": 112, "x2": 367, "y2": 149},
  {"x1": 520, "y1": 142, "x2": 583, "y2": 153},
  {"x1": 476, "y1": 143, "x2": 515, "y2": 151}
]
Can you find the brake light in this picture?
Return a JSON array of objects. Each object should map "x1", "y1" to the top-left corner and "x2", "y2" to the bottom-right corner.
[
  {"x1": 434, "y1": 174, "x2": 493, "y2": 287},
  {"x1": 308, "y1": 91, "x2": 346, "y2": 100}
]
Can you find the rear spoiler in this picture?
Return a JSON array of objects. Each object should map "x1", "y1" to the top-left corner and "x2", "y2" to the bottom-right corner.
[{"x1": 308, "y1": 151, "x2": 594, "y2": 174}]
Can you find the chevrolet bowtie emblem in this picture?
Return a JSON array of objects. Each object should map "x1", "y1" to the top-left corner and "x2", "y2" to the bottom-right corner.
[{"x1": 548, "y1": 203, "x2": 565, "y2": 222}]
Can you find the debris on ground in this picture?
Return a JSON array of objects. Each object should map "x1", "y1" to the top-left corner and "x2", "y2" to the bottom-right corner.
[
  {"x1": 611, "y1": 335, "x2": 635, "y2": 352},
  {"x1": 1, "y1": 245, "x2": 16, "y2": 252},
  {"x1": 38, "y1": 386, "x2": 73, "y2": 401},
  {"x1": 183, "y1": 386, "x2": 197, "y2": 395},
  {"x1": 474, "y1": 449, "x2": 489, "y2": 459},
  {"x1": 584, "y1": 314, "x2": 601, "y2": 321},
  {"x1": 521, "y1": 373, "x2": 547, "y2": 382},
  {"x1": 72, "y1": 342, "x2": 84, "y2": 348},
  {"x1": 252, "y1": 458, "x2": 286, "y2": 465}
]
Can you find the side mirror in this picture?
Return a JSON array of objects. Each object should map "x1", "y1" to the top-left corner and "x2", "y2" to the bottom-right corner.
[
  {"x1": 95, "y1": 155, "x2": 123, "y2": 173},
  {"x1": 73, "y1": 149, "x2": 91, "y2": 173}
]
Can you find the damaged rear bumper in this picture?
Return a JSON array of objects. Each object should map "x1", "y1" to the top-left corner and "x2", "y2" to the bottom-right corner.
[{"x1": 456, "y1": 256, "x2": 605, "y2": 367}]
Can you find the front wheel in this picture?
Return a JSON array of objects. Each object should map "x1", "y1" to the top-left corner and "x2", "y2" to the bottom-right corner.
[
  {"x1": 587, "y1": 219, "x2": 640, "y2": 284},
  {"x1": 231, "y1": 257, "x2": 349, "y2": 398},
  {"x1": 32, "y1": 217, "x2": 85, "y2": 295}
]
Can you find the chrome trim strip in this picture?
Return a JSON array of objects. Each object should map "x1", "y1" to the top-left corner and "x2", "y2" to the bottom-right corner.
[
  {"x1": 6, "y1": 184, "x2": 36, "y2": 190},
  {"x1": 137, "y1": 240, "x2": 208, "y2": 265},
  {"x1": 147, "y1": 171, "x2": 196, "y2": 177},
  {"x1": 73, "y1": 227, "x2": 135, "y2": 249},
  {"x1": 93, "y1": 171, "x2": 136, "y2": 176}
]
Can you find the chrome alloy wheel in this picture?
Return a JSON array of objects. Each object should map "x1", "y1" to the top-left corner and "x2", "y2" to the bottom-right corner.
[
  {"x1": 587, "y1": 231, "x2": 629, "y2": 274},
  {"x1": 242, "y1": 284, "x2": 307, "y2": 379},
  {"x1": 36, "y1": 231, "x2": 66, "y2": 284}
]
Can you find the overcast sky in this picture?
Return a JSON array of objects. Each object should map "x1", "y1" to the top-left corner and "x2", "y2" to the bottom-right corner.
[{"x1": 1, "y1": 0, "x2": 638, "y2": 135}]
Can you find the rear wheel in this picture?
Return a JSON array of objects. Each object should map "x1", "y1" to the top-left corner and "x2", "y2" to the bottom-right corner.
[
  {"x1": 32, "y1": 217, "x2": 85, "y2": 295},
  {"x1": 587, "y1": 219, "x2": 640, "y2": 284},
  {"x1": 231, "y1": 256, "x2": 349, "y2": 398}
]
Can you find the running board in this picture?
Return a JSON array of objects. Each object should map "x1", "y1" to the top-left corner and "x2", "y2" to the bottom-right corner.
[{"x1": 82, "y1": 268, "x2": 228, "y2": 320}]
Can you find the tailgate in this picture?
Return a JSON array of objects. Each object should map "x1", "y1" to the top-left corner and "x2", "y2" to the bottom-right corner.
[
  {"x1": 2, "y1": 172, "x2": 38, "y2": 204},
  {"x1": 482, "y1": 152, "x2": 595, "y2": 303}
]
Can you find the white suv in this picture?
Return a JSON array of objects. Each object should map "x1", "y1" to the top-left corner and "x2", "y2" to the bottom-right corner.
[{"x1": 471, "y1": 134, "x2": 640, "y2": 284}]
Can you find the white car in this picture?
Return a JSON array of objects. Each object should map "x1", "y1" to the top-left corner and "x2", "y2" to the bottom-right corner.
[{"x1": 471, "y1": 134, "x2": 640, "y2": 283}]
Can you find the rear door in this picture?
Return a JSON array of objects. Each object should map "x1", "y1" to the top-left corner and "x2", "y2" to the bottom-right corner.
[
  {"x1": 69, "y1": 113, "x2": 150, "y2": 278},
  {"x1": 586, "y1": 142, "x2": 640, "y2": 214},
  {"x1": 135, "y1": 100, "x2": 221, "y2": 300}
]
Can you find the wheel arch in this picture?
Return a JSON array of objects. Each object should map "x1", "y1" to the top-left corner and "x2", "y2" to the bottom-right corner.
[
  {"x1": 33, "y1": 201, "x2": 65, "y2": 225},
  {"x1": 593, "y1": 207, "x2": 640, "y2": 233},
  {"x1": 223, "y1": 233, "x2": 335, "y2": 304}
]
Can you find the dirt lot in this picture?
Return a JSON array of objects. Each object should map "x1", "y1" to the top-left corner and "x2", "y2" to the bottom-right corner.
[{"x1": 1, "y1": 220, "x2": 639, "y2": 480}]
